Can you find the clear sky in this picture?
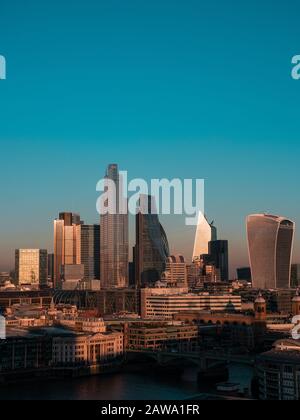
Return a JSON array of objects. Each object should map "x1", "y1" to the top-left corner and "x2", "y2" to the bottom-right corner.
[{"x1": 0, "y1": 0, "x2": 300, "y2": 275}]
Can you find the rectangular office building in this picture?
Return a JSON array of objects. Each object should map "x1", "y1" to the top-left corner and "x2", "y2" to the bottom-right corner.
[{"x1": 15, "y1": 249, "x2": 48, "y2": 286}]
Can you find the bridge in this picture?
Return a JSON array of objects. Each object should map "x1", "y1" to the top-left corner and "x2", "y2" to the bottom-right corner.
[{"x1": 127, "y1": 349, "x2": 255, "y2": 370}]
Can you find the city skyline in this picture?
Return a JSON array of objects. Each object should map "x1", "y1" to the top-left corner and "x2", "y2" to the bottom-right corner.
[
  {"x1": 0, "y1": 168, "x2": 298, "y2": 280},
  {"x1": 1, "y1": 0, "x2": 300, "y2": 274}
]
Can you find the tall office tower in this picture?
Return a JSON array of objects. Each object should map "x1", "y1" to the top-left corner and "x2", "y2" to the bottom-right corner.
[
  {"x1": 247, "y1": 214, "x2": 295, "y2": 289},
  {"x1": 48, "y1": 253, "x2": 54, "y2": 282},
  {"x1": 164, "y1": 255, "x2": 188, "y2": 287},
  {"x1": 15, "y1": 249, "x2": 48, "y2": 286},
  {"x1": 100, "y1": 164, "x2": 129, "y2": 288},
  {"x1": 135, "y1": 194, "x2": 170, "y2": 288},
  {"x1": 81, "y1": 224, "x2": 100, "y2": 280},
  {"x1": 208, "y1": 240, "x2": 229, "y2": 282},
  {"x1": 291, "y1": 264, "x2": 300, "y2": 288},
  {"x1": 54, "y1": 212, "x2": 82, "y2": 288},
  {"x1": 192, "y1": 212, "x2": 217, "y2": 261}
]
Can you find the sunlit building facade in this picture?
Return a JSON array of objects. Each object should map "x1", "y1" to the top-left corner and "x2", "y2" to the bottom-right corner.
[
  {"x1": 164, "y1": 255, "x2": 188, "y2": 287},
  {"x1": 15, "y1": 249, "x2": 48, "y2": 286},
  {"x1": 247, "y1": 214, "x2": 295, "y2": 289},
  {"x1": 135, "y1": 195, "x2": 170, "y2": 288},
  {"x1": 192, "y1": 212, "x2": 217, "y2": 261},
  {"x1": 100, "y1": 164, "x2": 129, "y2": 288},
  {"x1": 141, "y1": 288, "x2": 242, "y2": 319},
  {"x1": 54, "y1": 212, "x2": 82, "y2": 288}
]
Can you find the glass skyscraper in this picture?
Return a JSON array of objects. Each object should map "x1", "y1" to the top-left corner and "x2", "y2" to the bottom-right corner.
[
  {"x1": 100, "y1": 164, "x2": 129, "y2": 288},
  {"x1": 81, "y1": 224, "x2": 100, "y2": 280},
  {"x1": 247, "y1": 214, "x2": 295, "y2": 289},
  {"x1": 135, "y1": 195, "x2": 170, "y2": 288}
]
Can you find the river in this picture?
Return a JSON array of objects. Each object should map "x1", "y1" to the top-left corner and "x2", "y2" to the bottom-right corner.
[{"x1": 0, "y1": 364, "x2": 253, "y2": 400}]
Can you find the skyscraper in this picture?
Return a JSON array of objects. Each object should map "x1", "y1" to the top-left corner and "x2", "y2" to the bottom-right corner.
[
  {"x1": 48, "y1": 253, "x2": 54, "y2": 283},
  {"x1": 81, "y1": 224, "x2": 100, "y2": 280},
  {"x1": 100, "y1": 164, "x2": 129, "y2": 288},
  {"x1": 54, "y1": 212, "x2": 82, "y2": 288},
  {"x1": 135, "y1": 195, "x2": 170, "y2": 288},
  {"x1": 208, "y1": 240, "x2": 229, "y2": 282},
  {"x1": 247, "y1": 214, "x2": 295, "y2": 289},
  {"x1": 192, "y1": 212, "x2": 217, "y2": 261},
  {"x1": 15, "y1": 249, "x2": 48, "y2": 286}
]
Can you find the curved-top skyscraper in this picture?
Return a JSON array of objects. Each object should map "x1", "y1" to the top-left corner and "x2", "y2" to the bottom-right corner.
[{"x1": 247, "y1": 214, "x2": 295, "y2": 289}]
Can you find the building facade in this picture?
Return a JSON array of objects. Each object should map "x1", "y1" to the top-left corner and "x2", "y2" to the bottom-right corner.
[
  {"x1": 52, "y1": 331, "x2": 123, "y2": 366},
  {"x1": 247, "y1": 214, "x2": 295, "y2": 289},
  {"x1": 100, "y1": 164, "x2": 128, "y2": 288},
  {"x1": 208, "y1": 240, "x2": 229, "y2": 282},
  {"x1": 54, "y1": 212, "x2": 82, "y2": 288},
  {"x1": 257, "y1": 339, "x2": 300, "y2": 400},
  {"x1": 291, "y1": 264, "x2": 300, "y2": 288},
  {"x1": 81, "y1": 224, "x2": 100, "y2": 281},
  {"x1": 164, "y1": 255, "x2": 188, "y2": 288},
  {"x1": 15, "y1": 249, "x2": 48, "y2": 286},
  {"x1": 125, "y1": 322, "x2": 198, "y2": 352},
  {"x1": 192, "y1": 212, "x2": 217, "y2": 261},
  {"x1": 236, "y1": 267, "x2": 252, "y2": 282},
  {"x1": 135, "y1": 195, "x2": 169, "y2": 288},
  {"x1": 141, "y1": 288, "x2": 241, "y2": 319}
]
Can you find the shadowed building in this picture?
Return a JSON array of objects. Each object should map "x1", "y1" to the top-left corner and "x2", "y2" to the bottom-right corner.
[
  {"x1": 237, "y1": 267, "x2": 252, "y2": 282},
  {"x1": 81, "y1": 224, "x2": 100, "y2": 281},
  {"x1": 135, "y1": 195, "x2": 170, "y2": 288},
  {"x1": 247, "y1": 214, "x2": 295, "y2": 289},
  {"x1": 48, "y1": 254, "x2": 54, "y2": 283},
  {"x1": 208, "y1": 240, "x2": 229, "y2": 282},
  {"x1": 291, "y1": 264, "x2": 300, "y2": 288}
]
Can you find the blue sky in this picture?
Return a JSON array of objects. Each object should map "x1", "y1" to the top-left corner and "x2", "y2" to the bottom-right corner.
[{"x1": 0, "y1": 0, "x2": 300, "y2": 274}]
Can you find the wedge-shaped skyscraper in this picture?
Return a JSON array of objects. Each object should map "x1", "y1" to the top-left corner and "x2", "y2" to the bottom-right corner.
[
  {"x1": 247, "y1": 214, "x2": 295, "y2": 289},
  {"x1": 192, "y1": 212, "x2": 217, "y2": 261}
]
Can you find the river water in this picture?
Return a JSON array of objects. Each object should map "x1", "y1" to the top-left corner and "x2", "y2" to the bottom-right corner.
[{"x1": 0, "y1": 364, "x2": 253, "y2": 400}]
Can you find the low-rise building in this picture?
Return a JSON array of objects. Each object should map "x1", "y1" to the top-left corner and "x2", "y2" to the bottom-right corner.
[
  {"x1": 125, "y1": 322, "x2": 198, "y2": 352},
  {"x1": 141, "y1": 288, "x2": 241, "y2": 319},
  {"x1": 256, "y1": 339, "x2": 300, "y2": 400},
  {"x1": 52, "y1": 330, "x2": 123, "y2": 366},
  {"x1": 58, "y1": 317, "x2": 107, "y2": 333},
  {"x1": 0, "y1": 329, "x2": 52, "y2": 372}
]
